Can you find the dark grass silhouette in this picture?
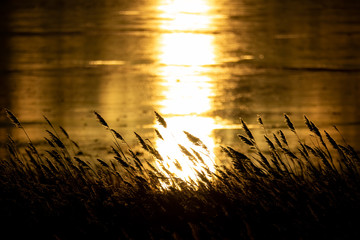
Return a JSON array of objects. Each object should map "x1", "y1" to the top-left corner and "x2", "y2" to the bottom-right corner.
[{"x1": 1, "y1": 109, "x2": 360, "y2": 240}]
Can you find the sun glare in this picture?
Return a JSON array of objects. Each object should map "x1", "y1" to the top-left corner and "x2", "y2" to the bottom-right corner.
[
  {"x1": 159, "y1": 33, "x2": 215, "y2": 66},
  {"x1": 155, "y1": 116, "x2": 217, "y2": 182},
  {"x1": 154, "y1": 0, "x2": 218, "y2": 184},
  {"x1": 157, "y1": 0, "x2": 214, "y2": 33}
]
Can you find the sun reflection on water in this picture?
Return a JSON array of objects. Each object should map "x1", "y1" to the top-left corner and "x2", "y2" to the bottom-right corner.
[
  {"x1": 154, "y1": 0, "x2": 218, "y2": 184},
  {"x1": 158, "y1": 0, "x2": 212, "y2": 32}
]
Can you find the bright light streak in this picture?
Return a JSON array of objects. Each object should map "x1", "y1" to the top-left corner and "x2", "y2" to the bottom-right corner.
[
  {"x1": 159, "y1": 33, "x2": 215, "y2": 66},
  {"x1": 154, "y1": 0, "x2": 218, "y2": 185},
  {"x1": 89, "y1": 60, "x2": 125, "y2": 66},
  {"x1": 155, "y1": 116, "x2": 217, "y2": 182}
]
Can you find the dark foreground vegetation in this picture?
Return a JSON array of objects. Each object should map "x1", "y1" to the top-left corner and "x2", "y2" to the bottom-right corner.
[{"x1": 1, "y1": 109, "x2": 360, "y2": 240}]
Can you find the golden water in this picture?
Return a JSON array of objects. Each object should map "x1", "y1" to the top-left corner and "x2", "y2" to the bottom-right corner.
[{"x1": 1, "y1": 0, "x2": 360, "y2": 180}]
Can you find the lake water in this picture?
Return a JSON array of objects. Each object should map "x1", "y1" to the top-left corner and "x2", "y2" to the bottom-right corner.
[{"x1": 1, "y1": 0, "x2": 360, "y2": 161}]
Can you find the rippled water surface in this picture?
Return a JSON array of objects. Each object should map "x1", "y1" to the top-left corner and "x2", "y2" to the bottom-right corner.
[{"x1": 1, "y1": 0, "x2": 360, "y2": 160}]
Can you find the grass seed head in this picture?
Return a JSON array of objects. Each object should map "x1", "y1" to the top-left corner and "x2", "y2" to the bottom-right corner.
[
  {"x1": 324, "y1": 130, "x2": 338, "y2": 150},
  {"x1": 284, "y1": 113, "x2": 295, "y2": 132},
  {"x1": 240, "y1": 118, "x2": 254, "y2": 140},
  {"x1": 97, "y1": 159, "x2": 109, "y2": 168},
  {"x1": 264, "y1": 135, "x2": 275, "y2": 150},
  {"x1": 257, "y1": 114, "x2": 264, "y2": 125},
  {"x1": 59, "y1": 126, "x2": 70, "y2": 139},
  {"x1": 46, "y1": 130, "x2": 65, "y2": 149},
  {"x1": 135, "y1": 132, "x2": 149, "y2": 151},
  {"x1": 304, "y1": 115, "x2": 313, "y2": 132},
  {"x1": 5, "y1": 108, "x2": 22, "y2": 128},
  {"x1": 237, "y1": 134, "x2": 254, "y2": 146},
  {"x1": 273, "y1": 133, "x2": 282, "y2": 148},
  {"x1": 43, "y1": 115, "x2": 54, "y2": 129},
  {"x1": 111, "y1": 129, "x2": 125, "y2": 141},
  {"x1": 155, "y1": 129, "x2": 164, "y2": 140},
  {"x1": 154, "y1": 111, "x2": 167, "y2": 128},
  {"x1": 278, "y1": 130, "x2": 288, "y2": 146},
  {"x1": 94, "y1": 111, "x2": 109, "y2": 128}
]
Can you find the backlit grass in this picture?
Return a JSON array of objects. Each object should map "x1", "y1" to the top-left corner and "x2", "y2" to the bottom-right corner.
[{"x1": 1, "y1": 109, "x2": 360, "y2": 239}]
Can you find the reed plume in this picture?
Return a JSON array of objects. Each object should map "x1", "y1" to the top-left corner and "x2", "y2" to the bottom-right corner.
[
  {"x1": 284, "y1": 113, "x2": 295, "y2": 132},
  {"x1": 240, "y1": 118, "x2": 254, "y2": 140},
  {"x1": 94, "y1": 111, "x2": 109, "y2": 128},
  {"x1": 154, "y1": 111, "x2": 167, "y2": 128},
  {"x1": 5, "y1": 108, "x2": 22, "y2": 128}
]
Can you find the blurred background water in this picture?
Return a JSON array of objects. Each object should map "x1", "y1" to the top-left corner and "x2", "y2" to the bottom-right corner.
[{"x1": 1, "y1": 0, "x2": 360, "y2": 159}]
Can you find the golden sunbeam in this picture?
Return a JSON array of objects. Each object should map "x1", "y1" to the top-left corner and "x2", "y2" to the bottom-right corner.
[{"x1": 154, "y1": 0, "x2": 218, "y2": 184}]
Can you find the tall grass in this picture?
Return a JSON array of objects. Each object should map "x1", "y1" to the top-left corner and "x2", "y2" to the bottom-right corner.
[{"x1": 1, "y1": 109, "x2": 360, "y2": 239}]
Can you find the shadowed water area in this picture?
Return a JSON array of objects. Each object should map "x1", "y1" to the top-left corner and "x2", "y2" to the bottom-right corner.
[{"x1": 1, "y1": 0, "x2": 360, "y2": 159}]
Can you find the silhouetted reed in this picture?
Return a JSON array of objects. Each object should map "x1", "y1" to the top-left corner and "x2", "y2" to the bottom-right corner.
[{"x1": 1, "y1": 109, "x2": 360, "y2": 240}]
